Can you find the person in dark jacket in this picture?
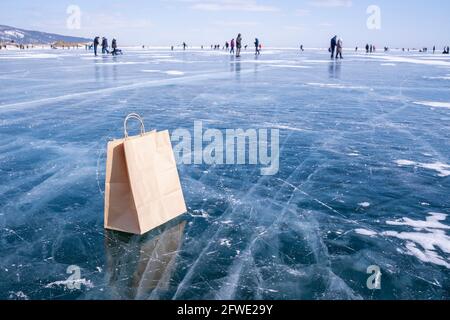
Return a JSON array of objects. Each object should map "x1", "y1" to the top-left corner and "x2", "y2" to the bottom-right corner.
[
  {"x1": 330, "y1": 36, "x2": 337, "y2": 59},
  {"x1": 93, "y1": 36, "x2": 100, "y2": 56},
  {"x1": 254, "y1": 38, "x2": 260, "y2": 55},
  {"x1": 111, "y1": 39, "x2": 122, "y2": 55},
  {"x1": 101, "y1": 37, "x2": 109, "y2": 54},
  {"x1": 236, "y1": 33, "x2": 242, "y2": 57}
]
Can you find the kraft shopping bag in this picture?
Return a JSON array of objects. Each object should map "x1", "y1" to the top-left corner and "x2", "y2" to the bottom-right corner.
[{"x1": 104, "y1": 113, "x2": 187, "y2": 235}]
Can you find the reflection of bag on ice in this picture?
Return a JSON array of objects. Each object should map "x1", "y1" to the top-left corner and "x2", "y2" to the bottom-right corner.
[
  {"x1": 104, "y1": 113, "x2": 187, "y2": 235},
  {"x1": 105, "y1": 221, "x2": 186, "y2": 299}
]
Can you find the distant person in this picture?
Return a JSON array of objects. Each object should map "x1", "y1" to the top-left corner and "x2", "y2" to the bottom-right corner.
[
  {"x1": 111, "y1": 39, "x2": 122, "y2": 55},
  {"x1": 111, "y1": 38, "x2": 117, "y2": 54},
  {"x1": 443, "y1": 46, "x2": 450, "y2": 54},
  {"x1": 101, "y1": 37, "x2": 109, "y2": 54},
  {"x1": 244, "y1": 44, "x2": 248, "y2": 50},
  {"x1": 300, "y1": 44, "x2": 304, "y2": 52},
  {"x1": 336, "y1": 38, "x2": 343, "y2": 59},
  {"x1": 365, "y1": 44, "x2": 369, "y2": 53},
  {"x1": 93, "y1": 36, "x2": 100, "y2": 56},
  {"x1": 171, "y1": 46, "x2": 174, "y2": 51},
  {"x1": 230, "y1": 38, "x2": 235, "y2": 54},
  {"x1": 254, "y1": 38, "x2": 260, "y2": 55},
  {"x1": 183, "y1": 42, "x2": 187, "y2": 50},
  {"x1": 433, "y1": 45, "x2": 436, "y2": 54},
  {"x1": 225, "y1": 41, "x2": 229, "y2": 51},
  {"x1": 236, "y1": 34, "x2": 242, "y2": 57},
  {"x1": 355, "y1": 46, "x2": 358, "y2": 52},
  {"x1": 330, "y1": 35, "x2": 337, "y2": 59}
]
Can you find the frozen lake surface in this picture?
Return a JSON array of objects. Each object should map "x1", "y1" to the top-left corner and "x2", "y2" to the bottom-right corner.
[{"x1": 0, "y1": 48, "x2": 449, "y2": 300}]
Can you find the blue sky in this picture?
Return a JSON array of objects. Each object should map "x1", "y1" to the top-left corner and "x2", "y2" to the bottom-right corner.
[{"x1": 1, "y1": 0, "x2": 449, "y2": 47}]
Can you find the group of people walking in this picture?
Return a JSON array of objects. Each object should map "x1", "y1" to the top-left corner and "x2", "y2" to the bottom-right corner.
[
  {"x1": 92, "y1": 36, "x2": 122, "y2": 56},
  {"x1": 88, "y1": 34, "x2": 449, "y2": 59},
  {"x1": 330, "y1": 35, "x2": 343, "y2": 59},
  {"x1": 225, "y1": 34, "x2": 260, "y2": 57},
  {"x1": 179, "y1": 34, "x2": 261, "y2": 57},
  {"x1": 230, "y1": 34, "x2": 243, "y2": 57},
  {"x1": 363, "y1": 44, "x2": 376, "y2": 53}
]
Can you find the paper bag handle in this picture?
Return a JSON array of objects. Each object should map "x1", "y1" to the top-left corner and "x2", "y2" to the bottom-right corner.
[{"x1": 124, "y1": 113, "x2": 146, "y2": 138}]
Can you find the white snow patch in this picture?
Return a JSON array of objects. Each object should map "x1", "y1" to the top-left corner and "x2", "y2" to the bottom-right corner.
[
  {"x1": 219, "y1": 239, "x2": 232, "y2": 247},
  {"x1": 383, "y1": 229, "x2": 450, "y2": 269},
  {"x1": 165, "y1": 70, "x2": 185, "y2": 76},
  {"x1": 4, "y1": 30, "x2": 24, "y2": 38},
  {"x1": 355, "y1": 228, "x2": 377, "y2": 237},
  {"x1": 45, "y1": 278, "x2": 94, "y2": 290},
  {"x1": 190, "y1": 209, "x2": 209, "y2": 219},
  {"x1": 403, "y1": 241, "x2": 449, "y2": 269},
  {"x1": 383, "y1": 212, "x2": 450, "y2": 269},
  {"x1": 413, "y1": 101, "x2": 450, "y2": 109},
  {"x1": 423, "y1": 76, "x2": 450, "y2": 80},
  {"x1": 395, "y1": 160, "x2": 450, "y2": 177},
  {"x1": 355, "y1": 212, "x2": 450, "y2": 269},
  {"x1": 358, "y1": 202, "x2": 371, "y2": 208},
  {"x1": 386, "y1": 212, "x2": 450, "y2": 230}
]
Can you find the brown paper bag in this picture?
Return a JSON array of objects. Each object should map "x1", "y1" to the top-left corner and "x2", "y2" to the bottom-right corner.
[{"x1": 104, "y1": 113, "x2": 187, "y2": 235}]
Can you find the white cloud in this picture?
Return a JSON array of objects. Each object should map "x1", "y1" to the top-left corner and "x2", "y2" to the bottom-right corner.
[
  {"x1": 182, "y1": 0, "x2": 280, "y2": 12},
  {"x1": 309, "y1": 0, "x2": 352, "y2": 8}
]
